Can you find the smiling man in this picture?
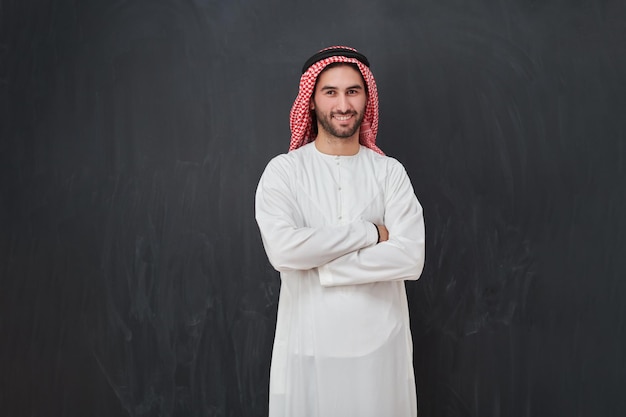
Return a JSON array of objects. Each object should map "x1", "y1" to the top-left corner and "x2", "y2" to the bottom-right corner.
[{"x1": 255, "y1": 46, "x2": 425, "y2": 417}]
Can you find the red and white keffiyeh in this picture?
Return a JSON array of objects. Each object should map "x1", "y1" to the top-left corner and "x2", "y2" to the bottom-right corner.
[{"x1": 288, "y1": 46, "x2": 384, "y2": 155}]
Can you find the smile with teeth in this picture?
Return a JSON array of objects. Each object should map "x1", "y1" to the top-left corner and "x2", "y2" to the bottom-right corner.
[{"x1": 333, "y1": 113, "x2": 355, "y2": 121}]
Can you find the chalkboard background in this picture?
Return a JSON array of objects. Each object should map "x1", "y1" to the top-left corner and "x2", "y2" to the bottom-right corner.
[{"x1": 2, "y1": 1, "x2": 625, "y2": 416}]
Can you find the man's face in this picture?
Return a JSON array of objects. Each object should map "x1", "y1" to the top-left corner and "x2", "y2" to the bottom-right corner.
[{"x1": 311, "y1": 64, "x2": 367, "y2": 140}]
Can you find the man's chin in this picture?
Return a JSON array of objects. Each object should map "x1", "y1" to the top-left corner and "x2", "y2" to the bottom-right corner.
[
  {"x1": 318, "y1": 118, "x2": 361, "y2": 139},
  {"x1": 330, "y1": 124, "x2": 359, "y2": 139},
  {"x1": 330, "y1": 131, "x2": 357, "y2": 140}
]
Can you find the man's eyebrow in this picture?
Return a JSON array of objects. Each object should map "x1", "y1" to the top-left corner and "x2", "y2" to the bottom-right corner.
[{"x1": 320, "y1": 84, "x2": 364, "y2": 91}]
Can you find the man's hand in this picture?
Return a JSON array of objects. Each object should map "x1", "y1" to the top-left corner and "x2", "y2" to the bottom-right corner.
[{"x1": 376, "y1": 224, "x2": 389, "y2": 243}]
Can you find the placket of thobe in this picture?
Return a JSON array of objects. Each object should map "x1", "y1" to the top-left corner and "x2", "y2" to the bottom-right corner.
[{"x1": 333, "y1": 155, "x2": 354, "y2": 225}]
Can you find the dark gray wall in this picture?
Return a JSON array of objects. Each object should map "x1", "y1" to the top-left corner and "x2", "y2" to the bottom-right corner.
[{"x1": 2, "y1": 0, "x2": 625, "y2": 416}]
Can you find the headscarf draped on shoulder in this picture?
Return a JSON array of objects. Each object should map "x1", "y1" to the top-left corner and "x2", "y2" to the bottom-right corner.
[{"x1": 289, "y1": 46, "x2": 384, "y2": 155}]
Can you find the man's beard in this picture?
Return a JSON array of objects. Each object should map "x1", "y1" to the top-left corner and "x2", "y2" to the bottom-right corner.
[{"x1": 315, "y1": 109, "x2": 365, "y2": 139}]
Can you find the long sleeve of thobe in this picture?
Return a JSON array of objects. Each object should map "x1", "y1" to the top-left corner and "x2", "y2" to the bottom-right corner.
[
  {"x1": 318, "y1": 164, "x2": 425, "y2": 287},
  {"x1": 255, "y1": 155, "x2": 378, "y2": 272}
]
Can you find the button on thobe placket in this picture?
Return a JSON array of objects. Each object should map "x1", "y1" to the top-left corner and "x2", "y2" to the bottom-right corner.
[{"x1": 335, "y1": 156, "x2": 344, "y2": 223}]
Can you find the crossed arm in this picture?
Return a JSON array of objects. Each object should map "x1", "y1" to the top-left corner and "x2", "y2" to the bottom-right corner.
[{"x1": 255, "y1": 156, "x2": 424, "y2": 286}]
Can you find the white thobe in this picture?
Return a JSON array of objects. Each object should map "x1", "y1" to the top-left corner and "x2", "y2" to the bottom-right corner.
[{"x1": 255, "y1": 142, "x2": 425, "y2": 417}]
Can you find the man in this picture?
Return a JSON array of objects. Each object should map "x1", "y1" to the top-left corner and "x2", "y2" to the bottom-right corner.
[{"x1": 255, "y1": 46, "x2": 425, "y2": 417}]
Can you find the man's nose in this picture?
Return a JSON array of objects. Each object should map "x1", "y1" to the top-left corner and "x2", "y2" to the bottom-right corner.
[{"x1": 336, "y1": 94, "x2": 350, "y2": 111}]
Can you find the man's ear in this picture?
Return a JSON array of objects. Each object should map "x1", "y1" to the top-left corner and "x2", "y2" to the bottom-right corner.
[{"x1": 309, "y1": 97, "x2": 315, "y2": 110}]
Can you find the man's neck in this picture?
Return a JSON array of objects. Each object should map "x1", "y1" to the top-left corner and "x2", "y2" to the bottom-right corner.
[{"x1": 314, "y1": 132, "x2": 360, "y2": 156}]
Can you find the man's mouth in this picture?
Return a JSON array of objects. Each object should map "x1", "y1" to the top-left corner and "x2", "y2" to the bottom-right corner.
[{"x1": 333, "y1": 113, "x2": 355, "y2": 121}]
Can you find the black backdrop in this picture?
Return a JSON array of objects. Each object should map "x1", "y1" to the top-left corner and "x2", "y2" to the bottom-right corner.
[{"x1": 2, "y1": 1, "x2": 625, "y2": 416}]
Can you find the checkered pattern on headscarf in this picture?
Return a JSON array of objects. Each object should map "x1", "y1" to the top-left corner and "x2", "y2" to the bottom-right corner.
[{"x1": 288, "y1": 46, "x2": 384, "y2": 155}]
